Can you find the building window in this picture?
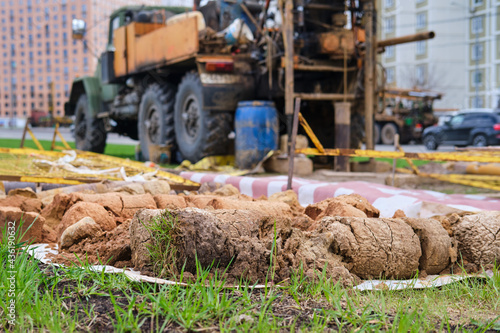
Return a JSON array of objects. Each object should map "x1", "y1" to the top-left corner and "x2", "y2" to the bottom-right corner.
[
  {"x1": 416, "y1": 40, "x2": 426, "y2": 55},
  {"x1": 385, "y1": 45, "x2": 395, "y2": 58},
  {"x1": 472, "y1": 16, "x2": 483, "y2": 34},
  {"x1": 472, "y1": 96, "x2": 483, "y2": 108},
  {"x1": 384, "y1": 0, "x2": 394, "y2": 8},
  {"x1": 472, "y1": 43, "x2": 484, "y2": 60},
  {"x1": 416, "y1": 65, "x2": 426, "y2": 85},
  {"x1": 385, "y1": 17, "x2": 395, "y2": 34},
  {"x1": 473, "y1": 0, "x2": 483, "y2": 6},
  {"x1": 473, "y1": 70, "x2": 483, "y2": 86},
  {"x1": 386, "y1": 67, "x2": 395, "y2": 83},
  {"x1": 416, "y1": 12, "x2": 427, "y2": 29}
]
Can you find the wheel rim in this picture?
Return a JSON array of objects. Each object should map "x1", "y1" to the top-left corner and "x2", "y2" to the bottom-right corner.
[
  {"x1": 426, "y1": 137, "x2": 436, "y2": 149},
  {"x1": 474, "y1": 136, "x2": 486, "y2": 146},
  {"x1": 181, "y1": 93, "x2": 200, "y2": 142},
  {"x1": 75, "y1": 108, "x2": 86, "y2": 148},
  {"x1": 381, "y1": 125, "x2": 395, "y2": 144},
  {"x1": 145, "y1": 105, "x2": 160, "y2": 144}
]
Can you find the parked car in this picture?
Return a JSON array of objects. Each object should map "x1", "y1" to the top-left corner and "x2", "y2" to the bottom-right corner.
[{"x1": 422, "y1": 111, "x2": 500, "y2": 150}]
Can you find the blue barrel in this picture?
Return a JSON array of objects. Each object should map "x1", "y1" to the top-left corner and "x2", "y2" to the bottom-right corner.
[{"x1": 235, "y1": 101, "x2": 278, "y2": 169}]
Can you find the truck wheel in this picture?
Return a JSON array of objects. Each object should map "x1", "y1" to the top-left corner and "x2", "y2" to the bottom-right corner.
[
  {"x1": 381, "y1": 123, "x2": 398, "y2": 145},
  {"x1": 374, "y1": 123, "x2": 381, "y2": 144},
  {"x1": 74, "y1": 94, "x2": 107, "y2": 153},
  {"x1": 138, "y1": 83, "x2": 176, "y2": 161},
  {"x1": 174, "y1": 72, "x2": 233, "y2": 163}
]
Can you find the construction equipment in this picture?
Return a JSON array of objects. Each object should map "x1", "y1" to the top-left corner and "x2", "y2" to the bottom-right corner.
[
  {"x1": 376, "y1": 88, "x2": 442, "y2": 145},
  {"x1": 65, "y1": 1, "x2": 435, "y2": 164}
]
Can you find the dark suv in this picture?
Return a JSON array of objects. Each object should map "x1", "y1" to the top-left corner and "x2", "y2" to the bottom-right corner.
[{"x1": 423, "y1": 111, "x2": 500, "y2": 150}]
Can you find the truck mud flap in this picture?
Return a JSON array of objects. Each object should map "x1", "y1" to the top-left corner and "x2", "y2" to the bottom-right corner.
[{"x1": 200, "y1": 73, "x2": 255, "y2": 112}]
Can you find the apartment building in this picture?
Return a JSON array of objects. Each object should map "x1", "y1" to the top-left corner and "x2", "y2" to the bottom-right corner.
[
  {"x1": 464, "y1": 0, "x2": 500, "y2": 108},
  {"x1": 378, "y1": 0, "x2": 467, "y2": 109},
  {"x1": 0, "y1": 0, "x2": 164, "y2": 127}
]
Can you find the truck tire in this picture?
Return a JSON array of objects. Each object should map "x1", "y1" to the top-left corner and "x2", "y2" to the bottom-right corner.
[
  {"x1": 374, "y1": 123, "x2": 381, "y2": 144},
  {"x1": 381, "y1": 122, "x2": 398, "y2": 145},
  {"x1": 138, "y1": 83, "x2": 176, "y2": 161},
  {"x1": 74, "y1": 94, "x2": 107, "y2": 153},
  {"x1": 174, "y1": 72, "x2": 233, "y2": 162}
]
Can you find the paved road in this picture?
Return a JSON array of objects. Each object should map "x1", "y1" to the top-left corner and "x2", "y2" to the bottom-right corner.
[{"x1": 0, "y1": 126, "x2": 457, "y2": 152}]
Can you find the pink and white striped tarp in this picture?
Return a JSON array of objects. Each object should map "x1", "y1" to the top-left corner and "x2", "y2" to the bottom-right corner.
[{"x1": 180, "y1": 172, "x2": 500, "y2": 218}]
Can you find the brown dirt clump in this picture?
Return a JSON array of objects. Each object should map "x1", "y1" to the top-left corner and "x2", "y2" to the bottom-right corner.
[
  {"x1": 51, "y1": 220, "x2": 131, "y2": 267},
  {"x1": 142, "y1": 180, "x2": 171, "y2": 196},
  {"x1": 269, "y1": 190, "x2": 305, "y2": 215},
  {"x1": 204, "y1": 198, "x2": 294, "y2": 217},
  {"x1": 0, "y1": 207, "x2": 45, "y2": 243},
  {"x1": 392, "y1": 209, "x2": 406, "y2": 218},
  {"x1": 41, "y1": 193, "x2": 82, "y2": 229},
  {"x1": 317, "y1": 216, "x2": 421, "y2": 279},
  {"x1": 304, "y1": 194, "x2": 379, "y2": 221},
  {"x1": 113, "y1": 183, "x2": 146, "y2": 195},
  {"x1": 453, "y1": 211, "x2": 500, "y2": 267},
  {"x1": 76, "y1": 192, "x2": 157, "y2": 221},
  {"x1": 56, "y1": 202, "x2": 116, "y2": 240},
  {"x1": 153, "y1": 194, "x2": 188, "y2": 210},
  {"x1": 0, "y1": 195, "x2": 42, "y2": 213},
  {"x1": 278, "y1": 226, "x2": 358, "y2": 286},
  {"x1": 74, "y1": 193, "x2": 123, "y2": 218},
  {"x1": 291, "y1": 215, "x2": 315, "y2": 231},
  {"x1": 183, "y1": 195, "x2": 293, "y2": 217},
  {"x1": 432, "y1": 213, "x2": 464, "y2": 237},
  {"x1": 7, "y1": 187, "x2": 37, "y2": 198},
  {"x1": 336, "y1": 194, "x2": 380, "y2": 217},
  {"x1": 212, "y1": 184, "x2": 240, "y2": 196},
  {"x1": 60, "y1": 217, "x2": 103, "y2": 249},
  {"x1": 198, "y1": 181, "x2": 224, "y2": 194},
  {"x1": 41, "y1": 224, "x2": 57, "y2": 243},
  {"x1": 42, "y1": 192, "x2": 158, "y2": 229},
  {"x1": 402, "y1": 217, "x2": 454, "y2": 274},
  {"x1": 119, "y1": 193, "x2": 157, "y2": 219}
]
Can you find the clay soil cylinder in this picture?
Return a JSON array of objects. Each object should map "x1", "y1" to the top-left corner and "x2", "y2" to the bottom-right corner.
[
  {"x1": 318, "y1": 216, "x2": 422, "y2": 279},
  {"x1": 130, "y1": 208, "x2": 292, "y2": 282},
  {"x1": 453, "y1": 211, "x2": 500, "y2": 267}
]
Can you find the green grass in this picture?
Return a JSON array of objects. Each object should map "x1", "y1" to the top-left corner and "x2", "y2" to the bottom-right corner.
[
  {"x1": 2, "y1": 219, "x2": 500, "y2": 332},
  {"x1": 144, "y1": 212, "x2": 182, "y2": 277},
  {"x1": 350, "y1": 156, "x2": 434, "y2": 169}
]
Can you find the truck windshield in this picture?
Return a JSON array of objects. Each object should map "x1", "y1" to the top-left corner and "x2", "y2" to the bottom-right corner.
[{"x1": 108, "y1": 16, "x2": 120, "y2": 48}]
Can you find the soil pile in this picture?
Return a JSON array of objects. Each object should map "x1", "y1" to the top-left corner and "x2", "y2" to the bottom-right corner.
[
  {"x1": 305, "y1": 194, "x2": 380, "y2": 221},
  {"x1": 49, "y1": 220, "x2": 131, "y2": 267},
  {"x1": 3, "y1": 179, "x2": 498, "y2": 285}
]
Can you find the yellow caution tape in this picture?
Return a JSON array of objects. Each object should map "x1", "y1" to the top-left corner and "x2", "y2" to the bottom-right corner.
[
  {"x1": 296, "y1": 148, "x2": 500, "y2": 163},
  {"x1": 299, "y1": 113, "x2": 325, "y2": 153}
]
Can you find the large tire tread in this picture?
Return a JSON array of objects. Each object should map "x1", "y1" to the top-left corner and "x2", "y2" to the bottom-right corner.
[
  {"x1": 175, "y1": 72, "x2": 233, "y2": 162},
  {"x1": 138, "y1": 82, "x2": 176, "y2": 161},
  {"x1": 74, "y1": 94, "x2": 107, "y2": 154}
]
